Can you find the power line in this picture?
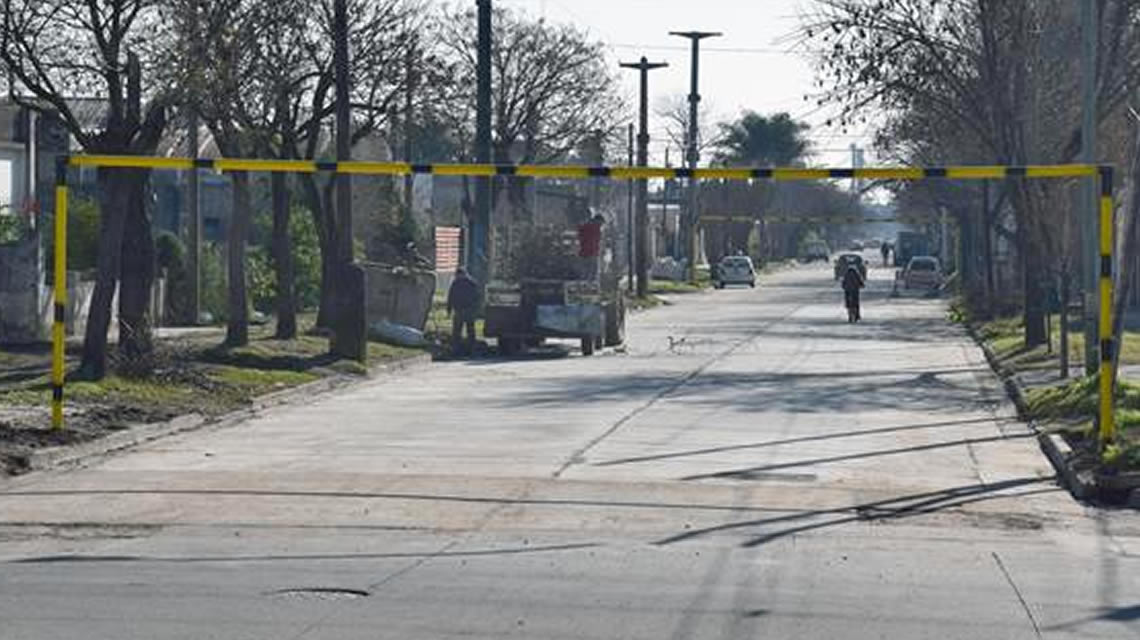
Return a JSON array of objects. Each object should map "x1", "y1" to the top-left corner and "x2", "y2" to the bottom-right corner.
[{"x1": 607, "y1": 43, "x2": 790, "y2": 55}]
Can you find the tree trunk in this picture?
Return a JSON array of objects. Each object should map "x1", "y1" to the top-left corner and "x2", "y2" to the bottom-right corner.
[
  {"x1": 299, "y1": 173, "x2": 336, "y2": 330},
  {"x1": 1023, "y1": 237, "x2": 1048, "y2": 346},
  {"x1": 225, "y1": 171, "x2": 252, "y2": 346},
  {"x1": 271, "y1": 171, "x2": 297, "y2": 339},
  {"x1": 1111, "y1": 157, "x2": 1140, "y2": 386},
  {"x1": 78, "y1": 169, "x2": 131, "y2": 379},
  {"x1": 982, "y1": 181, "x2": 996, "y2": 318},
  {"x1": 1060, "y1": 269, "x2": 1070, "y2": 379},
  {"x1": 1011, "y1": 183, "x2": 1047, "y2": 347},
  {"x1": 117, "y1": 168, "x2": 156, "y2": 366}
]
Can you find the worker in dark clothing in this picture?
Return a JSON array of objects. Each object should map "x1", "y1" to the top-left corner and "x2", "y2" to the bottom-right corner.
[
  {"x1": 881, "y1": 242, "x2": 891, "y2": 267},
  {"x1": 841, "y1": 265, "x2": 865, "y2": 323},
  {"x1": 447, "y1": 267, "x2": 480, "y2": 353}
]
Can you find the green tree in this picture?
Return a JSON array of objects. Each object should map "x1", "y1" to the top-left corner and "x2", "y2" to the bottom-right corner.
[{"x1": 713, "y1": 112, "x2": 811, "y2": 167}]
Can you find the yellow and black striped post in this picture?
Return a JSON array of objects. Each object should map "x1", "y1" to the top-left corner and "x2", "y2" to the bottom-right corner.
[
  {"x1": 1098, "y1": 166, "x2": 1116, "y2": 447},
  {"x1": 51, "y1": 156, "x2": 69, "y2": 429}
]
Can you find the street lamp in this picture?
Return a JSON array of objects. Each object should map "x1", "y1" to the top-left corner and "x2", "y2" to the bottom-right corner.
[
  {"x1": 620, "y1": 57, "x2": 668, "y2": 298},
  {"x1": 670, "y1": 30, "x2": 721, "y2": 282}
]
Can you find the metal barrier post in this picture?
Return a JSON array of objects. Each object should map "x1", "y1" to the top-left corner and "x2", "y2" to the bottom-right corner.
[
  {"x1": 1098, "y1": 165, "x2": 1116, "y2": 447},
  {"x1": 51, "y1": 156, "x2": 69, "y2": 429}
]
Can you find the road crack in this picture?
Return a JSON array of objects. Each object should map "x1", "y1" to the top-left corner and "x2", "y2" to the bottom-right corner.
[{"x1": 992, "y1": 551, "x2": 1043, "y2": 639}]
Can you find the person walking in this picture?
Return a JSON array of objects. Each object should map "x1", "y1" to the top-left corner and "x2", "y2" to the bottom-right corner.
[
  {"x1": 842, "y1": 265, "x2": 865, "y2": 323},
  {"x1": 447, "y1": 266, "x2": 480, "y2": 354},
  {"x1": 880, "y1": 242, "x2": 891, "y2": 267}
]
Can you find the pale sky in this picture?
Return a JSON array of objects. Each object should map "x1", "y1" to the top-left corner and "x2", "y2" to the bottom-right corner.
[{"x1": 495, "y1": 0, "x2": 870, "y2": 167}]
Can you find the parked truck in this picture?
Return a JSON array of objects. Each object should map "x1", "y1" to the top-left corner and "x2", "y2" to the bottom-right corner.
[
  {"x1": 894, "y1": 230, "x2": 931, "y2": 267},
  {"x1": 483, "y1": 221, "x2": 626, "y2": 357}
]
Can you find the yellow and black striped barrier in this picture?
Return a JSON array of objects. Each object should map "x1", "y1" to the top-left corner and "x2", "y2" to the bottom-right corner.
[
  {"x1": 49, "y1": 154, "x2": 1117, "y2": 446},
  {"x1": 699, "y1": 216, "x2": 942, "y2": 225},
  {"x1": 66, "y1": 155, "x2": 1100, "y2": 181}
]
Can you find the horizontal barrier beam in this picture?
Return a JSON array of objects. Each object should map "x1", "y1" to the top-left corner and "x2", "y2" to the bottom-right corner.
[
  {"x1": 700, "y1": 216, "x2": 944, "y2": 224},
  {"x1": 64, "y1": 155, "x2": 1103, "y2": 181}
]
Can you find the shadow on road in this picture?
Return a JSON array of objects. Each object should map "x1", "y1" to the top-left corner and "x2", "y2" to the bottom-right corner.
[
  {"x1": 653, "y1": 476, "x2": 1059, "y2": 547},
  {"x1": 678, "y1": 432, "x2": 1035, "y2": 481},
  {"x1": 11, "y1": 542, "x2": 601, "y2": 565},
  {"x1": 592, "y1": 416, "x2": 1017, "y2": 467},
  {"x1": 1044, "y1": 604, "x2": 1140, "y2": 632},
  {"x1": 497, "y1": 367, "x2": 1001, "y2": 416}
]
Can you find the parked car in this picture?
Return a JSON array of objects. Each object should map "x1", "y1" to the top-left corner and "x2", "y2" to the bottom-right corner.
[
  {"x1": 834, "y1": 253, "x2": 868, "y2": 280},
  {"x1": 849, "y1": 240, "x2": 865, "y2": 251},
  {"x1": 714, "y1": 255, "x2": 756, "y2": 289},
  {"x1": 799, "y1": 241, "x2": 831, "y2": 263},
  {"x1": 903, "y1": 256, "x2": 942, "y2": 289}
]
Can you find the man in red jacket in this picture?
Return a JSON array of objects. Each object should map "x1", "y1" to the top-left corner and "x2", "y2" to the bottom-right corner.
[{"x1": 578, "y1": 213, "x2": 605, "y2": 280}]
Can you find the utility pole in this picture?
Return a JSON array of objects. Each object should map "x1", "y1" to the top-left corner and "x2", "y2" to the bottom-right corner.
[
  {"x1": 663, "y1": 147, "x2": 670, "y2": 255},
  {"x1": 670, "y1": 30, "x2": 721, "y2": 283},
  {"x1": 404, "y1": 34, "x2": 418, "y2": 208},
  {"x1": 626, "y1": 123, "x2": 634, "y2": 293},
  {"x1": 471, "y1": 0, "x2": 493, "y2": 286},
  {"x1": 186, "y1": 2, "x2": 201, "y2": 326},
  {"x1": 188, "y1": 112, "x2": 200, "y2": 325},
  {"x1": 334, "y1": 0, "x2": 352, "y2": 267},
  {"x1": 849, "y1": 143, "x2": 865, "y2": 195},
  {"x1": 331, "y1": 0, "x2": 366, "y2": 361},
  {"x1": 1081, "y1": 0, "x2": 1099, "y2": 374},
  {"x1": 620, "y1": 57, "x2": 668, "y2": 298}
]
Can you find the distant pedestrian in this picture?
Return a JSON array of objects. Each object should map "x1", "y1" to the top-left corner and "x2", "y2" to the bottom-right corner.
[
  {"x1": 578, "y1": 213, "x2": 605, "y2": 280},
  {"x1": 880, "y1": 242, "x2": 891, "y2": 267},
  {"x1": 447, "y1": 267, "x2": 480, "y2": 353},
  {"x1": 842, "y1": 265, "x2": 865, "y2": 323}
]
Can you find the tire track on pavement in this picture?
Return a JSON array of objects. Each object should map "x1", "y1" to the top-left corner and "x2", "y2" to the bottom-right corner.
[{"x1": 552, "y1": 288, "x2": 826, "y2": 479}]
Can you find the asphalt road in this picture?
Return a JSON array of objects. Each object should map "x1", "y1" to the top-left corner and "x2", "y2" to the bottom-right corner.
[{"x1": 3, "y1": 258, "x2": 1140, "y2": 639}]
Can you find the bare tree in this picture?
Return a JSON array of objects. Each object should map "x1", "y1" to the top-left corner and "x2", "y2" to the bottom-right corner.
[
  {"x1": 1, "y1": 0, "x2": 173, "y2": 379},
  {"x1": 288, "y1": 0, "x2": 424, "y2": 329},
  {"x1": 655, "y1": 93, "x2": 719, "y2": 161},
  {"x1": 435, "y1": 4, "x2": 625, "y2": 221},
  {"x1": 171, "y1": 0, "x2": 426, "y2": 333},
  {"x1": 802, "y1": 0, "x2": 1140, "y2": 347}
]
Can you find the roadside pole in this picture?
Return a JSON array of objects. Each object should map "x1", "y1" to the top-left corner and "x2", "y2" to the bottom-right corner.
[
  {"x1": 471, "y1": 0, "x2": 493, "y2": 287},
  {"x1": 627, "y1": 123, "x2": 634, "y2": 293},
  {"x1": 1081, "y1": 0, "x2": 1099, "y2": 374},
  {"x1": 670, "y1": 31, "x2": 721, "y2": 283},
  {"x1": 620, "y1": 57, "x2": 668, "y2": 298},
  {"x1": 188, "y1": 111, "x2": 200, "y2": 325}
]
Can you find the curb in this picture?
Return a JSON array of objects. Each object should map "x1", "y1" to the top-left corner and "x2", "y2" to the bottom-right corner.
[
  {"x1": 963, "y1": 322, "x2": 1123, "y2": 503},
  {"x1": 21, "y1": 352, "x2": 434, "y2": 473},
  {"x1": 1037, "y1": 432, "x2": 1095, "y2": 500},
  {"x1": 965, "y1": 324, "x2": 1031, "y2": 420}
]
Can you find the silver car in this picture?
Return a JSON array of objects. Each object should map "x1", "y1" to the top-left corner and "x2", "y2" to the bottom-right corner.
[
  {"x1": 714, "y1": 256, "x2": 756, "y2": 289},
  {"x1": 903, "y1": 256, "x2": 942, "y2": 289}
]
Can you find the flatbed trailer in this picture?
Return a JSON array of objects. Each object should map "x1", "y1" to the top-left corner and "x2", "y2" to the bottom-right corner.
[{"x1": 484, "y1": 279, "x2": 625, "y2": 356}]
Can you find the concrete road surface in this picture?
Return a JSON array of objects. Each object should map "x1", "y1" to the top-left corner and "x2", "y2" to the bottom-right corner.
[{"x1": 3, "y1": 259, "x2": 1140, "y2": 639}]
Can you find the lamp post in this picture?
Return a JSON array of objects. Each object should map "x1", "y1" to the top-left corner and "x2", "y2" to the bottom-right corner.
[
  {"x1": 670, "y1": 30, "x2": 721, "y2": 282},
  {"x1": 620, "y1": 57, "x2": 668, "y2": 298}
]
